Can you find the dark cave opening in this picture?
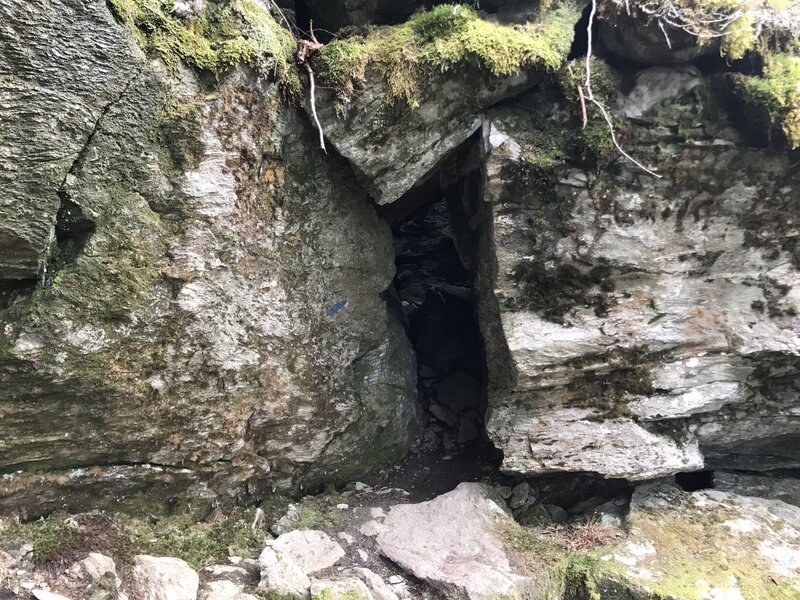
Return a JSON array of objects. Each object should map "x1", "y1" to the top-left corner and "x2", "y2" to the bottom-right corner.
[
  {"x1": 675, "y1": 470, "x2": 715, "y2": 492},
  {"x1": 385, "y1": 185, "x2": 496, "y2": 461}
]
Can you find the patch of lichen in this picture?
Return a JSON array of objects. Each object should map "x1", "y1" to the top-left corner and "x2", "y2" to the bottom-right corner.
[
  {"x1": 312, "y1": 588, "x2": 370, "y2": 600},
  {"x1": 620, "y1": 504, "x2": 800, "y2": 599},
  {"x1": 314, "y1": 1, "x2": 580, "y2": 109},
  {"x1": 107, "y1": 0, "x2": 300, "y2": 93},
  {"x1": 733, "y1": 52, "x2": 800, "y2": 148}
]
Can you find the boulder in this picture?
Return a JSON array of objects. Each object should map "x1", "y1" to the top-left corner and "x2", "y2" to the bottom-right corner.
[
  {"x1": 458, "y1": 64, "x2": 800, "y2": 481},
  {"x1": 67, "y1": 553, "x2": 122, "y2": 599},
  {"x1": 311, "y1": 4, "x2": 580, "y2": 206},
  {"x1": 270, "y1": 530, "x2": 346, "y2": 575},
  {"x1": 608, "y1": 481, "x2": 800, "y2": 597},
  {"x1": 376, "y1": 482, "x2": 563, "y2": 599},
  {"x1": 130, "y1": 556, "x2": 199, "y2": 600},
  {"x1": 258, "y1": 546, "x2": 311, "y2": 598},
  {"x1": 0, "y1": 0, "x2": 419, "y2": 514}
]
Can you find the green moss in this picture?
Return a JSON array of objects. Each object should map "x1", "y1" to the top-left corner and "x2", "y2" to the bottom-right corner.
[
  {"x1": 0, "y1": 510, "x2": 264, "y2": 571},
  {"x1": 315, "y1": 1, "x2": 579, "y2": 109},
  {"x1": 502, "y1": 520, "x2": 624, "y2": 598},
  {"x1": 108, "y1": 0, "x2": 300, "y2": 93},
  {"x1": 557, "y1": 59, "x2": 628, "y2": 167},
  {"x1": 312, "y1": 589, "x2": 369, "y2": 600},
  {"x1": 621, "y1": 504, "x2": 800, "y2": 598},
  {"x1": 259, "y1": 489, "x2": 349, "y2": 532},
  {"x1": 735, "y1": 52, "x2": 800, "y2": 148}
]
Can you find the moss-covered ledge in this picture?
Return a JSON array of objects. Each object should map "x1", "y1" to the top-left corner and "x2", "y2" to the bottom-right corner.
[
  {"x1": 107, "y1": 0, "x2": 300, "y2": 92},
  {"x1": 732, "y1": 52, "x2": 800, "y2": 148},
  {"x1": 314, "y1": 2, "x2": 579, "y2": 111}
]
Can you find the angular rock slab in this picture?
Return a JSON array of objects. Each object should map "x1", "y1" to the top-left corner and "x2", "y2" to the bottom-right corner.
[
  {"x1": 467, "y1": 65, "x2": 800, "y2": 480},
  {"x1": 496, "y1": 407, "x2": 703, "y2": 480},
  {"x1": 376, "y1": 482, "x2": 562, "y2": 599},
  {"x1": 314, "y1": 67, "x2": 542, "y2": 205},
  {"x1": 714, "y1": 471, "x2": 800, "y2": 508},
  {"x1": 270, "y1": 530, "x2": 345, "y2": 575},
  {"x1": 130, "y1": 556, "x2": 199, "y2": 600},
  {"x1": 258, "y1": 545, "x2": 310, "y2": 598},
  {"x1": 610, "y1": 482, "x2": 800, "y2": 598}
]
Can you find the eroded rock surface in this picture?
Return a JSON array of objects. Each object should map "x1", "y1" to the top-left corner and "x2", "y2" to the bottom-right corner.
[
  {"x1": 0, "y1": 0, "x2": 419, "y2": 515},
  {"x1": 458, "y1": 66, "x2": 800, "y2": 480}
]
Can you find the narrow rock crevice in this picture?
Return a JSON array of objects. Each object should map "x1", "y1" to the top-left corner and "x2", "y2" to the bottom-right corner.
[{"x1": 382, "y1": 158, "x2": 498, "y2": 463}]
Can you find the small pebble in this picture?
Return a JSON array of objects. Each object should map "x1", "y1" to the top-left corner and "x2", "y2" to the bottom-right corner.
[
  {"x1": 336, "y1": 503, "x2": 350, "y2": 510},
  {"x1": 388, "y1": 575, "x2": 404, "y2": 585}
]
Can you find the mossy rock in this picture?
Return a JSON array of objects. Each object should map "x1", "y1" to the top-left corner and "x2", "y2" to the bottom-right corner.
[
  {"x1": 108, "y1": 0, "x2": 300, "y2": 93},
  {"x1": 314, "y1": 1, "x2": 580, "y2": 109}
]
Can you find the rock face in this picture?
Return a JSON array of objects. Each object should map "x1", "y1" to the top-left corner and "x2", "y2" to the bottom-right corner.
[
  {"x1": 0, "y1": 0, "x2": 135, "y2": 282},
  {"x1": 457, "y1": 66, "x2": 800, "y2": 480},
  {"x1": 0, "y1": 0, "x2": 419, "y2": 515},
  {"x1": 610, "y1": 481, "x2": 800, "y2": 597},
  {"x1": 315, "y1": 66, "x2": 545, "y2": 206},
  {"x1": 376, "y1": 482, "x2": 564, "y2": 599},
  {"x1": 598, "y1": 6, "x2": 719, "y2": 65},
  {"x1": 305, "y1": 0, "x2": 422, "y2": 33}
]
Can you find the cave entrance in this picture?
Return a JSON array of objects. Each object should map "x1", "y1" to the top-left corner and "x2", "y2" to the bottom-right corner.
[{"x1": 384, "y1": 180, "x2": 495, "y2": 465}]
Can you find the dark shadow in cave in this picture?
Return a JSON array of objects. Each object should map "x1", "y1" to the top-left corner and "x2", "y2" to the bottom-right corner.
[
  {"x1": 675, "y1": 470, "x2": 715, "y2": 491},
  {"x1": 382, "y1": 178, "x2": 500, "y2": 467}
]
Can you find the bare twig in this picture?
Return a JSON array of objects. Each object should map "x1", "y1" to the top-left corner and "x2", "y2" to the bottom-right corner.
[
  {"x1": 296, "y1": 20, "x2": 327, "y2": 153},
  {"x1": 577, "y1": 85, "x2": 588, "y2": 129},
  {"x1": 305, "y1": 63, "x2": 327, "y2": 153},
  {"x1": 585, "y1": 0, "x2": 662, "y2": 178}
]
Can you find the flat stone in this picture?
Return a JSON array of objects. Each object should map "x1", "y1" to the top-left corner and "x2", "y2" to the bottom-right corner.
[
  {"x1": 271, "y1": 530, "x2": 345, "y2": 575},
  {"x1": 377, "y1": 482, "x2": 562, "y2": 599},
  {"x1": 130, "y1": 556, "x2": 199, "y2": 600}
]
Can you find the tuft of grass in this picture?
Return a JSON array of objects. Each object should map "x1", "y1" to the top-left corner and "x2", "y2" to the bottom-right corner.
[
  {"x1": 107, "y1": 0, "x2": 300, "y2": 93},
  {"x1": 735, "y1": 52, "x2": 800, "y2": 148},
  {"x1": 315, "y1": 2, "x2": 579, "y2": 109},
  {"x1": 0, "y1": 510, "x2": 265, "y2": 571}
]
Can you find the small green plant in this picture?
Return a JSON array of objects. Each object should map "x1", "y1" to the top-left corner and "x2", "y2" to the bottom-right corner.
[{"x1": 735, "y1": 52, "x2": 800, "y2": 148}]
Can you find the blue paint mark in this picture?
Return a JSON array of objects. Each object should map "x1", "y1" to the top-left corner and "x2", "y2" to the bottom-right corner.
[{"x1": 325, "y1": 300, "x2": 347, "y2": 317}]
